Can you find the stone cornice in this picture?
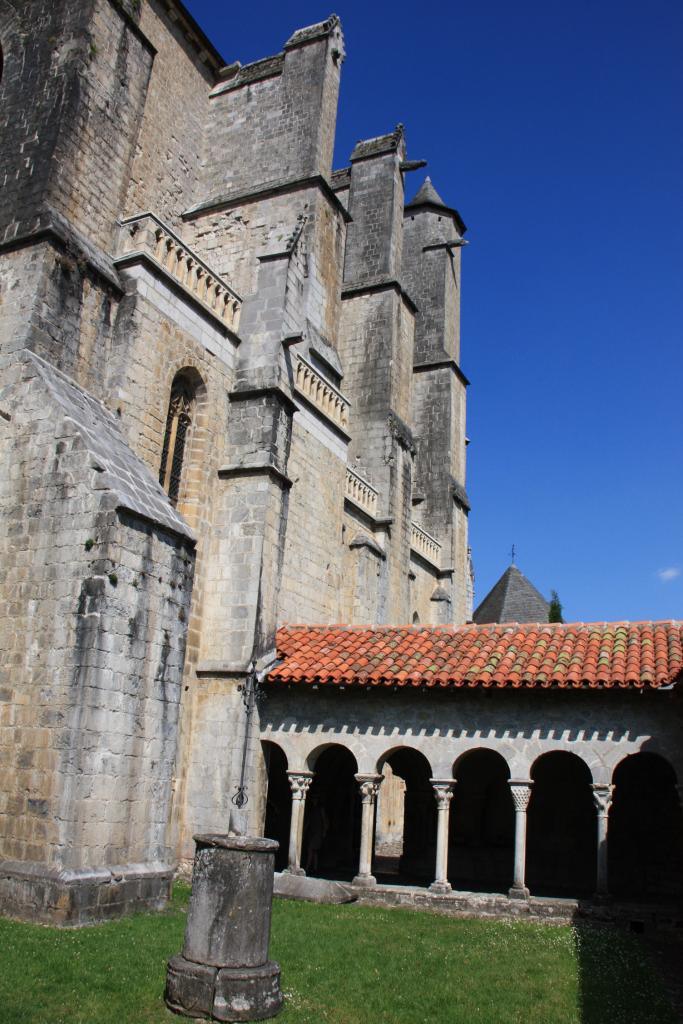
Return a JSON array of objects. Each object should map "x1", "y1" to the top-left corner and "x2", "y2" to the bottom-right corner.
[
  {"x1": 413, "y1": 357, "x2": 470, "y2": 388},
  {"x1": 218, "y1": 462, "x2": 293, "y2": 490},
  {"x1": 0, "y1": 215, "x2": 122, "y2": 293},
  {"x1": 341, "y1": 276, "x2": 418, "y2": 314},
  {"x1": 228, "y1": 384, "x2": 298, "y2": 414},
  {"x1": 349, "y1": 532, "x2": 386, "y2": 560},
  {"x1": 404, "y1": 198, "x2": 467, "y2": 236},
  {"x1": 183, "y1": 175, "x2": 352, "y2": 224}
]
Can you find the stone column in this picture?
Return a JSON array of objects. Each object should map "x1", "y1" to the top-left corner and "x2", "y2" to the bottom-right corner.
[
  {"x1": 429, "y1": 779, "x2": 455, "y2": 894},
  {"x1": 592, "y1": 783, "x2": 614, "y2": 897},
  {"x1": 352, "y1": 774, "x2": 383, "y2": 887},
  {"x1": 284, "y1": 771, "x2": 314, "y2": 876},
  {"x1": 509, "y1": 780, "x2": 533, "y2": 899}
]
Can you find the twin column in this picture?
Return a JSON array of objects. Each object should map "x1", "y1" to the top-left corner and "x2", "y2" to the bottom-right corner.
[{"x1": 284, "y1": 770, "x2": 383, "y2": 884}]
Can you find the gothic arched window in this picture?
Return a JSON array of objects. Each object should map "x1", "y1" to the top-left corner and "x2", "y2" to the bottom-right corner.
[{"x1": 159, "y1": 376, "x2": 194, "y2": 507}]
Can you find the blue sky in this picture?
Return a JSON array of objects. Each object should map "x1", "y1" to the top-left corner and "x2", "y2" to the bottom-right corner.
[{"x1": 184, "y1": 0, "x2": 682, "y2": 622}]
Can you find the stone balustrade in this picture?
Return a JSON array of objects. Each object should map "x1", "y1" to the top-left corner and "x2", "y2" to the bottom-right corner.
[
  {"x1": 411, "y1": 521, "x2": 441, "y2": 567},
  {"x1": 117, "y1": 213, "x2": 242, "y2": 331},
  {"x1": 294, "y1": 355, "x2": 349, "y2": 432},
  {"x1": 345, "y1": 468, "x2": 379, "y2": 517}
]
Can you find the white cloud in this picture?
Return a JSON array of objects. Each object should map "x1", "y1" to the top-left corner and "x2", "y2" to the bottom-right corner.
[{"x1": 656, "y1": 567, "x2": 681, "y2": 583}]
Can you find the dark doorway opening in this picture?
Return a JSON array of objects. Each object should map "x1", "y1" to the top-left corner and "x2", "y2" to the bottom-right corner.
[
  {"x1": 609, "y1": 752, "x2": 683, "y2": 901},
  {"x1": 527, "y1": 751, "x2": 596, "y2": 896},
  {"x1": 302, "y1": 746, "x2": 360, "y2": 880},
  {"x1": 261, "y1": 741, "x2": 290, "y2": 872},
  {"x1": 449, "y1": 749, "x2": 514, "y2": 893},
  {"x1": 375, "y1": 748, "x2": 436, "y2": 886}
]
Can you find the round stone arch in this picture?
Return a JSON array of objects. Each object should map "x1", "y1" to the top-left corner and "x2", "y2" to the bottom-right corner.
[
  {"x1": 451, "y1": 742, "x2": 516, "y2": 781},
  {"x1": 305, "y1": 741, "x2": 359, "y2": 773},
  {"x1": 526, "y1": 749, "x2": 596, "y2": 896},
  {"x1": 449, "y1": 747, "x2": 515, "y2": 893},
  {"x1": 375, "y1": 745, "x2": 436, "y2": 885},
  {"x1": 375, "y1": 743, "x2": 434, "y2": 778},
  {"x1": 608, "y1": 749, "x2": 683, "y2": 899},
  {"x1": 301, "y1": 743, "x2": 360, "y2": 880},
  {"x1": 603, "y1": 735, "x2": 683, "y2": 787},
  {"x1": 514, "y1": 738, "x2": 608, "y2": 785}
]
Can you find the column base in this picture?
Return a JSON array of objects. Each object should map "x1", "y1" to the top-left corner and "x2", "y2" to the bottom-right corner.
[
  {"x1": 282, "y1": 866, "x2": 306, "y2": 877},
  {"x1": 429, "y1": 880, "x2": 452, "y2": 895},
  {"x1": 592, "y1": 892, "x2": 611, "y2": 904},
  {"x1": 508, "y1": 885, "x2": 530, "y2": 900},
  {"x1": 351, "y1": 873, "x2": 377, "y2": 888},
  {"x1": 166, "y1": 955, "x2": 283, "y2": 1022}
]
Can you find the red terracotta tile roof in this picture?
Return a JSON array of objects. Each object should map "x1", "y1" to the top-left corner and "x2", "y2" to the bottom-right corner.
[{"x1": 268, "y1": 622, "x2": 683, "y2": 690}]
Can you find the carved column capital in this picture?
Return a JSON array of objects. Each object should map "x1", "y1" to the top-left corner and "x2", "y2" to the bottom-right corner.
[
  {"x1": 431, "y1": 779, "x2": 455, "y2": 809},
  {"x1": 355, "y1": 774, "x2": 383, "y2": 803},
  {"x1": 591, "y1": 783, "x2": 614, "y2": 816},
  {"x1": 509, "y1": 780, "x2": 533, "y2": 811},
  {"x1": 287, "y1": 770, "x2": 314, "y2": 801}
]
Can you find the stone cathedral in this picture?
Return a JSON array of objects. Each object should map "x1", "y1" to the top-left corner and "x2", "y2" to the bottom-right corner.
[{"x1": 1, "y1": 1, "x2": 681, "y2": 927}]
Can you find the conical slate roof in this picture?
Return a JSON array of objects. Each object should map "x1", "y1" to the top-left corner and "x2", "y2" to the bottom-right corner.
[
  {"x1": 473, "y1": 565, "x2": 549, "y2": 625},
  {"x1": 406, "y1": 176, "x2": 447, "y2": 209}
]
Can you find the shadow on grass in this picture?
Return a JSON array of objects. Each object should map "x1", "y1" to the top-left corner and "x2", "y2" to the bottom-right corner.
[{"x1": 574, "y1": 921, "x2": 678, "y2": 1024}]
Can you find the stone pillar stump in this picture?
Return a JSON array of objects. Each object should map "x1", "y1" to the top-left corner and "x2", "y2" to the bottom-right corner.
[{"x1": 165, "y1": 834, "x2": 282, "y2": 1022}]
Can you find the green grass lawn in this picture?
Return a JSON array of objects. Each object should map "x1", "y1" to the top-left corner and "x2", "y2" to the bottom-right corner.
[{"x1": 0, "y1": 884, "x2": 676, "y2": 1024}]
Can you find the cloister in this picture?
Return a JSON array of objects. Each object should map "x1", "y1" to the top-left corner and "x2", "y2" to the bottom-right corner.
[{"x1": 258, "y1": 623, "x2": 683, "y2": 904}]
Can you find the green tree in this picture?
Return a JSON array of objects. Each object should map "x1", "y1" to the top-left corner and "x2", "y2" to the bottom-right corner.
[{"x1": 548, "y1": 590, "x2": 564, "y2": 623}]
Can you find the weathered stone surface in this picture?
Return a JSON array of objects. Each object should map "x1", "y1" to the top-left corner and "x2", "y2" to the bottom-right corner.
[
  {"x1": 0, "y1": 860, "x2": 172, "y2": 927},
  {"x1": 168, "y1": 834, "x2": 282, "y2": 1021},
  {"x1": 213, "y1": 962, "x2": 283, "y2": 1022},
  {"x1": 166, "y1": 955, "x2": 217, "y2": 1020},
  {"x1": 183, "y1": 836, "x2": 278, "y2": 969},
  {"x1": 1, "y1": 1, "x2": 474, "y2": 923},
  {"x1": 274, "y1": 872, "x2": 355, "y2": 905}
]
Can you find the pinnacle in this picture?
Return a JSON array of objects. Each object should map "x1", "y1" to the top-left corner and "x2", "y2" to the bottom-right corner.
[{"x1": 409, "y1": 176, "x2": 447, "y2": 208}]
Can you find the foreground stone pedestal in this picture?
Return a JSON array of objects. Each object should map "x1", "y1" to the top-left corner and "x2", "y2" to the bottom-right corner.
[{"x1": 165, "y1": 835, "x2": 282, "y2": 1022}]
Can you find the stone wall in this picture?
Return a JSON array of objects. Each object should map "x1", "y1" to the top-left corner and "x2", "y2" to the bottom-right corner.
[
  {"x1": 124, "y1": 0, "x2": 216, "y2": 227},
  {"x1": 0, "y1": 351, "x2": 195, "y2": 923},
  {"x1": 0, "y1": 4, "x2": 476, "y2": 919},
  {"x1": 278, "y1": 412, "x2": 346, "y2": 625},
  {"x1": 0, "y1": 0, "x2": 153, "y2": 253},
  {"x1": 201, "y1": 18, "x2": 344, "y2": 202}
]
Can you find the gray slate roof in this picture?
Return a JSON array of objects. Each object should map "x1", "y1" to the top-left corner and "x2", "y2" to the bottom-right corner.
[
  {"x1": 28, "y1": 352, "x2": 194, "y2": 542},
  {"x1": 408, "y1": 176, "x2": 447, "y2": 208},
  {"x1": 473, "y1": 565, "x2": 549, "y2": 624}
]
